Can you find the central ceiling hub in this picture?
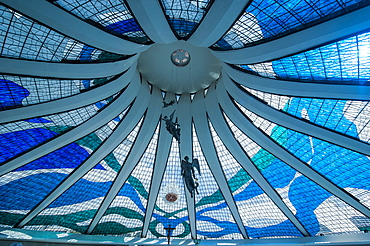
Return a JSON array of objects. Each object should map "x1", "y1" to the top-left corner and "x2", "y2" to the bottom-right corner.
[
  {"x1": 138, "y1": 41, "x2": 222, "y2": 94},
  {"x1": 171, "y1": 49, "x2": 190, "y2": 66}
]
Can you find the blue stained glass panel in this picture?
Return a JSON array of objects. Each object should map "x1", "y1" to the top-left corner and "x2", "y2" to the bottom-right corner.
[
  {"x1": 51, "y1": 180, "x2": 110, "y2": 208},
  {"x1": 264, "y1": 161, "x2": 329, "y2": 236},
  {"x1": 235, "y1": 180, "x2": 303, "y2": 238},
  {"x1": 285, "y1": 98, "x2": 359, "y2": 138},
  {"x1": 0, "y1": 79, "x2": 29, "y2": 109},
  {"x1": 0, "y1": 173, "x2": 68, "y2": 211},
  {"x1": 0, "y1": 97, "x2": 113, "y2": 164},
  {"x1": 0, "y1": 128, "x2": 58, "y2": 163},
  {"x1": 168, "y1": 19, "x2": 197, "y2": 38},
  {"x1": 270, "y1": 125, "x2": 370, "y2": 197},
  {"x1": 238, "y1": 32, "x2": 370, "y2": 84},
  {"x1": 225, "y1": 112, "x2": 370, "y2": 235},
  {"x1": 24, "y1": 113, "x2": 135, "y2": 233},
  {"x1": 93, "y1": 122, "x2": 154, "y2": 236},
  {"x1": 150, "y1": 140, "x2": 191, "y2": 239},
  {"x1": 213, "y1": 0, "x2": 365, "y2": 50},
  {"x1": 15, "y1": 143, "x2": 90, "y2": 172},
  {"x1": 305, "y1": 49, "x2": 327, "y2": 79},
  {"x1": 160, "y1": 0, "x2": 212, "y2": 38},
  {"x1": 242, "y1": 87, "x2": 370, "y2": 144},
  {"x1": 248, "y1": 0, "x2": 359, "y2": 38},
  {"x1": 0, "y1": 142, "x2": 91, "y2": 226},
  {"x1": 24, "y1": 118, "x2": 52, "y2": 123},
  {"x1": 339, "y1": 37, "x2": 358, "y2": 79},
  {"x1": 209, "y1": 121, "x2": 302, "y2": 238},
  {"x1": 0, "y1": 75, "x2": 115, "y2": 107},
  {"x1": 106, "y1": 19, "x2": 141, "y2": 34},
  {"x1": 237, "y1": 104, "x2": 370, "y2": 210},
  {"x1": 193, "y1": 125, "x2": 241, "y2": 239},
  {"x1": 0, "y1": 5, "x2": 124, "y2": 61},
  {"x1": 53, "y1": 0, "x2": 150, "y2": 43},
  {"x1": 359, "y1": 35, "x2": 370, "y2": 79}
]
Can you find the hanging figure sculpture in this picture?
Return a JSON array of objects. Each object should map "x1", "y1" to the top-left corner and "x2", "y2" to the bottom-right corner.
[
  {"x1": 162, "y1": 99, "x2": 175, "y2": 108},
  {"x1": 162, "y1": 110, "x2": 181, "y2": 143},
  {"x1": 181, "y1": 156, "x2": 201, "y2": 197}
]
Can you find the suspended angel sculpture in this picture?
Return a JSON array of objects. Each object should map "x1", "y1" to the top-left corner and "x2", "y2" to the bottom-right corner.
[
  {"x1": 162, "y1": 99, "x2": 175, "y2": 108},
  {"x1": 181, "y1": 156, "x2": 201, "y2": 197},
  {"x1": 162, "y1": 110, "x2": 181, "y2": 142}
]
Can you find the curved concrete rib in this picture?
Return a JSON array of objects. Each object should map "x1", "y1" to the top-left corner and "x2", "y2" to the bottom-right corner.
[
  {"x1": 223, "y1": 74, "x2": 370, "y2": 157},
  {"x1": 16, "y1": 83, "x2": 150, "y2": 228},
  {"x1": 177, "y1": 94, "x2": 197, "y2": 239},
  {"x1": 2, "y1": 0, "x2": 149, "y2": 55},
  {"x1": 216, "y1": 81, "x2": 370, "y2": 218},
  {"x1": 187, "y1": 0, "x2": 250, "y2": 47},
  {"x1": 0, "y1": 55, "x2": 138, "y2": 79},
  {"x1": 224, "y1": 64, "x2": 370, "y2": 101},
  {"x1": 205, "y1": 83, "x2": 310, "y2": 237},
  {"x1": 192, "y1": 90, "x2": 248, "y2": 239},
  {"x1": 212, "y1": 5, "x2": 370, "y2": 64},
  {"x1": 126, "y1": 0, "x2": 177, "y2": 44},
  {"x1": 0, "y1": 76, "x2": 141, "y2": 177},
  {"x1": 0, "y1": 64, "x2": 138, "y2": 124},
  {"x1": 86, "y1": 87, "x2": 163, "y2": 234},
  {"x1": 142, "y1": 93, "x2": 176, "y2": 237}
]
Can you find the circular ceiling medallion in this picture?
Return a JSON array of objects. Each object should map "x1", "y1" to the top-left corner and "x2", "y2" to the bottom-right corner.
[
  {"x1": 165, "y1": 192, "x2": 178, "y2": 202},
  {"x1": 171, "y1": 49, "x2": 190, "y2": 66}
]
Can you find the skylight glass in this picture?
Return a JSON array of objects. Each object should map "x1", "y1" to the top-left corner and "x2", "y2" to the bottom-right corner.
[
  {"x1": 52, "y1": 0, "x2": 151, "y2": 44},
  {"x1": 160, "y1": 0, "x2": 213, "y2": 38},
  {"x1": 0, "y1": 97, "x2": 118, "y2": 164},
  {"x1": 242, "y1": 86, "x2": 370, "y2": 143},
  {"x1": 24, "y1": 112, "x2": 127, "y2": 233},
  {"x1": 213, "y1": 0, "x2": 367, "y2": 50},
  {"x1": 151, "y1": 139, "x2": 191, "y2": 239},
  {"x1": 224, "y1": 113, "x2": 370, "y2": 236},
  {"x1": 236, "y1": 103, "x2": 370, "y2": 211},
  {"x1": 94, "y1": 121, "x2": 156, "y2": 236},
  {"x1": 192, "y1": 125, "x2": 242, "y2": 239},
  {"x1": 236, "y1": 31, "x2": 370, "y2": 84},
  {"x1": 0, "y1": 75, "x2": 117, "y2": 109},
  {"x1": 209, "y1": 121, "x2": 302, "y2": 238},
  {"x1": 0, "y1": 112, "x2": 126, "y2": 228},
  {"x1": 0, "y1": 5, "x2": 125, "y2": 61},
  {"x1": 0, "y1": 0, "x2": 370, "y2": 242}
]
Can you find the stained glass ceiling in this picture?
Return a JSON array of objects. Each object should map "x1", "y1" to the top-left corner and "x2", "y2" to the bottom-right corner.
[{"x1": 0, "y1": 0, "x2": 370, "y2": 244}]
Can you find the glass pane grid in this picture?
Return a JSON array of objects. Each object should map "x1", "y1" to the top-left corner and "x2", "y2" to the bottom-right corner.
[
  {"x1": 94, "y1": 123, "x2": 159, "y2": 236},
  {"x1": 223, "y1": 113, "x2": 370, "y2": 236},
  {"x1": 0, "y1": 5, "x2": 124, "y2": 61},
  {"x1": 208, "y1": 121, "x2": 301, "y2": 238},
  {"x1": 213, "y1": 0, "x2": 367, "y2": 50},
  {"x1": 150, "y1": 140, "x2": 190, "y2": 239},
  {"x1": 242, "y1": 86, "x2": 370, "y2": 144},
  {"x1": 213, "y1": 12, "x2": 264, "y2": 50},
  {"x1": 192, "y1": 125, "x2": 242, "y2": 239},
  {"x1": 0, "y1": 74, "x2": 116, "y2": 109},
  {"x1": 235, "y1": 102, "x2": 370, "y2": 211},
  {"x1": 0, "y1": 140, "x2": 98, "y2": 227},
  {"x1": 0, "y1": 101, "x2": 109, "y2": 165},
  {"x1": 101, "y1": 117, "x2": 143, "y2": 175},
  {"x1": 25, "y1": 114, "x2": 124, "y2": 233},
  {"x1": 54, "y1": 0, "x2": 150, "y2": 43},
  {"x1": 236, "y1": 32, "x2": 370, "y2": 84},
  {"x1": 160, "y1": 0, "x2": 211, "y2": 38}
]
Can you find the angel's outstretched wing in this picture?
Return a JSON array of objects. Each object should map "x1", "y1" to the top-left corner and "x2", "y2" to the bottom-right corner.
[
  {"x1": 192, "y1": 158, "x2": 201, "y2": 176},
  {"x1": 162, "y1": 99, "x2": 176, "y2": 108}
]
